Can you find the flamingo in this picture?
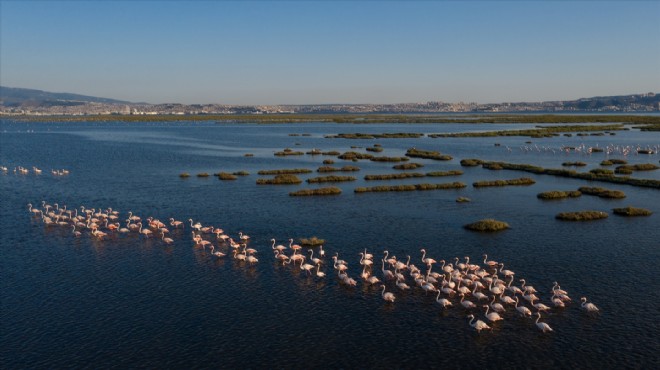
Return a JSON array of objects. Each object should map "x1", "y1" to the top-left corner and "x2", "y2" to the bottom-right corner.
[
  {"x1": 271, "y1": 239, "x2": 287, "y2": 253},
  {"x1": 435, "y1": 290, "x2": 452, "y2": 308},
  {"x1": 274, "y1": 250, "x2": 290, "y2": 265},
  {"x1": 551, "y1": 292, "x2": 565, "y2": 308},
  {"x1": 484, "y1": 305, "x2": 503, "y2": 322},
  {"x1": 535, "y1": 312, "x2": 553, "y2": 333},
  {"x1": 467, "y1": 314, "x2": 491, "y2": 333},
  {"x1": 520, "y1": 279, "x2": 537, "y2": 294},
  {"x1": 246, "y1": 255, "x2": 259, "y2": 265},
  {"x1": 318, "y1": 245, "x2": 325, "y2": 257},
  {"x1": 169, "y1": 218, "x2": 184, "y2": 228},
  {"x1": 289, "y1": 239, "x2": 302, "y2": 254},
  {"x1": 315, "y1": 264, "x2": 325, "y2": 278},
  {"x1": 489, "y1": 295, "x2": 506, "y2": 313},
  {"x1": 420, "y1": 249, "x2": 437, "y2": 266},
  {"x1": 161, "y1": 233, "x2": 174, "y2": 244},
  {"x1": 514, "y1": 296, "x2": 532, "y2": 317},
  {"x1": 359, "y1": 252, "x2": 374, "y2": 267},
  {"x1": 308, "y1": 249, "x2": 322, "y2": 265},
  {"x1": 580, "y1": 297, "x2": 600, "y2": 313},
  {"x1": 381, "y1": 259, "x2": 395, "y2": 280},
  {"x1": 209, "y1": 245, "x2": 226, "y2": 257},
  {"x1": 396, "y1": 278, "x2": 410, "y2": 291},
  {"x1": 188, "y1": 219, "x2": 202, "y2": 231},
  {"x1": 472, "y1": 285, "x2": 488, "y2": 301},
  {"x1": 72, "y1": 225, "x2": 81, "y2": 237},
  {"x1": 482, "y1": 254, "x2": 498, "y2": 269},
  {"x1": 460, "y1": 294, "x2": 476, "y2": 309},
  {"x1": 380, "y1": 285, "x2": 395, "y2": 303},
  {"x1": 238, "y1": 231, "x2": 250, "y2": 241}
]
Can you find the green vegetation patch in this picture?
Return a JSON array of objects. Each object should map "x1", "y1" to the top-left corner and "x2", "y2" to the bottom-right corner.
[
  {"x1": 406, "y1": 148, "x2": 453, "y2": 161},
  {"x1": 354, "y1": 182, "x2": 466, "y2": 193},
  {"x1": 393, "y1": 163, "x2": 424, "y2": 170},
  {"x1": 299, "y1": 236, "x2": 325, "y2": 246},
  {"x1": 578, "y1": 186, "x2": 626, "y2": 199},
  {"x1": 616, "y1": 164, "x2": 659, "y2": 172},
  {"x1": 464, "y1": 160, "x2": 660, "y2": 189},
  {"x1": 327, "y1": 132, "x2": 424, "y2": 139},
  {"x1": 364, "y1": 173, "x2": 425, "y2": 180},
  {"x1": 365, "y1": 146, "x2": 384, "y2": 152},
  {"x1": 197, "y1": 172, "x2": 210, "y2": 177},
  {"x1": 258, "y1": 169, "x2": 313, "y2": 175},
  {"x1": 562, "y1": 162, "x2": 587, "y2": 167},
  {"x1": 317, "y1": 165, "x2": 361, "y2": 172},
  {"x1": 274, "y1": 148, "x2": 304, "y2": 156},
  {"x1": 338, "y1": 151, "x2": 374, "y2": 160},
  {"x1": 428, "y1": 124, "x2": 625, "y2": 138},
  {"x1": 289, "y1": 187, "x2": 342, "y2": 196},
  {"x1": 460, "y1": 159, "x2": 484, "y2": 167},
  {"x1": 370, "y1": 156, "x2": 410, "y2": 162},
  {"x1": 473, "y1": 178, "x2": 536, "y2": 187},
  {"x1": 306, "y1": 175, "x2": 356, "y2": 183},
  {"x1": 537, "y1": 190, "x2": 582, "y2": 200},
  {"x1": 590, "y1": 168, "x2": 614, "y2": 176},
  {"x1": 601, "y1": 159, "x2": 627, "y2": 166},
  {"x1": 179, "y1": 172, "x2": 190, "y2": 178},
  {"x1": 426, "y1": 170, "x2": 464, "y2": 177},
  {"x1": 463, "y1": 219, "x2": 510, "y2": 232},
  {"x1": 256, "y1": 174, "x2": 302, "y2": 185},
  {"x1": 556, "y1": 211, "x2": 609, "y2": 221},
  {"x1": 323, "y1": 159, "x2": 335, "y2": 165},
  {"x1": 215, "y1": 172, "x2": 238, "y2": 180},
  {"x1": 612, "y1": 206, "x2": 653, "y2": 217}
]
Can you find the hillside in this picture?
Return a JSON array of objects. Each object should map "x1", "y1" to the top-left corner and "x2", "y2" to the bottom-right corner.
[{"x1": 0, "y1": 86, "x2": 132, "y2": 107}]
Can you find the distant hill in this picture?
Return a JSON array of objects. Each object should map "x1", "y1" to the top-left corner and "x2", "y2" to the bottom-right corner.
[
  {"x1": 0, "y1": 86, "x2": 132, "y2": 107},
  {"x1": 560, "y1": 93, "x2": 659, "y2": 110}
]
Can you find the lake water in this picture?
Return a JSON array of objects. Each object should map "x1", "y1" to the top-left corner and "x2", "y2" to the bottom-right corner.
[{"x1": 1, "y1": 120, "x2": 658, "y2": 368}]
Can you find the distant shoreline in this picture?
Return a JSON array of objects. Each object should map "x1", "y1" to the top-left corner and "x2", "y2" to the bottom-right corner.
[{"x1": 3, "y1": 113, "x2": 660, "y2": 126}]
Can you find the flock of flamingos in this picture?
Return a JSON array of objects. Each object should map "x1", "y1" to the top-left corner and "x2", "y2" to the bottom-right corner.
[{"x1": 28, "y1": 200, "x2": 601, "y2": 334}]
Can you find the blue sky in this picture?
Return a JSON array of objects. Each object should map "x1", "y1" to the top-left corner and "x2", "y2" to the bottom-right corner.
[{"x1": 1, "y1": 1, "x2": 659, "y2": 104}]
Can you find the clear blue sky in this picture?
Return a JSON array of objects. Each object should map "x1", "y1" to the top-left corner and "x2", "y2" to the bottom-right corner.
[{"x1": 1, "y1": 1, "x2": 659, "y2": 105}]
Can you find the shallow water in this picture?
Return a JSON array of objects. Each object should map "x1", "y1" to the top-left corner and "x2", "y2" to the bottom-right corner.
[{"x1": 1, "y1": 120, "x2": 659, "y2": 368}]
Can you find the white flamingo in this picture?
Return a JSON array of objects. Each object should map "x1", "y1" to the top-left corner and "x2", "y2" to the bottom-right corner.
[
  {"x1": 381, "y1": 285, "x2": 395, "y2": 303},
  {"x1": 535, "y1": 312, "x2": 553, "y2": 333},
  {"x1": 467, "y1": 314, "x2": 491, "y2": 333}
]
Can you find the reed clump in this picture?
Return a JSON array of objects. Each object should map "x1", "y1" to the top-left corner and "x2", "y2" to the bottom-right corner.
[
  {"x1": 274, "y1": 148, "x2": 304, "y2": 156},
  {"x1": 393, "y1": 163, "x2": 424, "y2": 170},
  {"x1": 601, "y1": 159, "x2": 627, "y2": 166},
  {"x1": 616, "y1": 164, "x2": 659, "y2": 172},
  {"x1": 463, "y1": 219, "x2": 510, "y2": 232},
  {"x1": 354, "y1": 182, "x2": 466, "y2": 193},
  {"x1": 197, "y1": 173, "x2": 210, "y2": 177},
  {"x1": 327, "y1": 133, "x2": 424, "y2": 139},
  {"x1": 482, "y1": 162, "x2": 503, "y2": 170},
  {"x1": 456, "y1": 197, "x2": 471, "y2": 203},
  {"x1": 370, "y1": 156, "x2": 410, "y2": 162},
  {"x1": 612, "y1": 206, "x2": 653, "y2": 216},
  {"x1": 215, "y1": 172, "x2": 238, "y2": 180},
  {"x1": 317, "y1": 165, "x2": 361, "y2": 172},
  {"x1": 578, "y1": 186, "x2": 626, "y2": 199},
  {"x1": 406, "y1": 148, "x2": 453, "y2": 161},
  {"x1": 365, "y1": 146, "x2": 384, "y2": 152},
  {"x1": 556, "y1": 211, "x2": 609, "y2": 221},
  {"x1": 306, "y1": 149, "x2": 323, "y2": 155},
  {"x1": 426, "y1": 170, "x2": 464, "y2": 177},
  {"x1": 289, "y1": 187, "x2": 342, "y2": 196},
  {"x1": 338, "y1": 151, "x2": 374, "y2": 160},
  {"x1": 364, "y1": 173, "x2": 425, "y2": 180},
  {"x1": 473, "y1": 178, "x2": 536, "y2": 187},
  {"x1": 562, "y1": 162, "x2": 587, "y2": 167},
  {"x1": 537, "y1": 190, "x2": 582, "y2": 199},
  {"x1": 179, "y1": 172, "x2": 190, "y2": 178},
  {"x1": 232, "y1": 171, "x2": 250, "y2": 176},
  {"x1": 323, "y1": 159, "x2": 335, "y2": 165},
  {"x1": 256, "y1": 174, "x2": 302, "y2": 185},
  {"x1": 590, "y1": 168, "x2": 614, "y2": 176},
  {"x1": 306, "y1": 176, "x2": 356, "y2": 183},
  {"x1": 244, "y1": 153, "x2": 254, "y2": 157},
  {"x1": 637, "y1": 149, "x2": 655, "y2": 154},
  {"x1": 258, "y1": 169, "x2": 312, "y2": 175},
  {"x1": 460, "y1": 159, "x2": 484, "y2": 167},
  {"x1": 299, "y1": 236, "x2": 325, "y2": 246}
]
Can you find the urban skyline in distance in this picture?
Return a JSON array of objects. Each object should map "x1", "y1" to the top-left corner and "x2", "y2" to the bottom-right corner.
[{"x1": 1, "y1": 86, "x2": 658, "y2": 116}]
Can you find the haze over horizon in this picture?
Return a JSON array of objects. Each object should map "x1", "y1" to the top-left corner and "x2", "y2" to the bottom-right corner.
[{"x1": 2, "y1": 1, "x2": 659, "y2": 105}]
